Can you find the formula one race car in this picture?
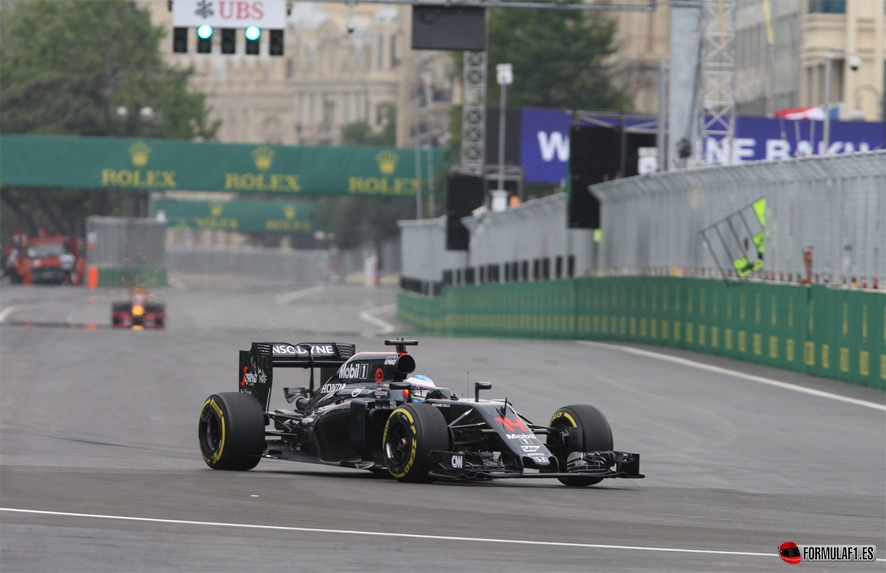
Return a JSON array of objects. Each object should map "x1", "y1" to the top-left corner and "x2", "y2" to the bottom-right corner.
[
  {"x1": 198, "y1": 339, "x2": 643, "y2": 485},
  {"x1": 111, "y1": 289, "x2": 165, "y2": 329}
]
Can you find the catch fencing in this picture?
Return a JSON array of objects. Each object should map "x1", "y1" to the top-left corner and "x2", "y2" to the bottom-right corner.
[
  {"x1": 166, "y1": 247, "x2": 332, "y2": 282},
  {"x1": 398, "y1": 197, "x2": 595, "y2": 295},
  {"x1": 166, "y1": 237, "x2": 401, "y2": 284},
  {"x1": 86, "y1": 216, "x2": 167, "y2": 287},
  {"x1": 86, "y1": 216, "x2": 166, "y2": 268},
  {"x1": 592, "y1": 150, "x2": 886, "y2": 288},
  {"x1": 399, "y1": 217, "x2": 468, "y2": 295},
  {"x1": 397, "y1": 151, "x2": 885, "y2": 293}
]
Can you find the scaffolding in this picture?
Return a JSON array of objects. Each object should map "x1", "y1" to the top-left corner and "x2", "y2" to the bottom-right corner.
[
  {"x1": 699, "y1": 0, "x2": 737, "y2": 165},
  {"x1": 460, "y1": 51, "x2": 487, "y2": 175}
]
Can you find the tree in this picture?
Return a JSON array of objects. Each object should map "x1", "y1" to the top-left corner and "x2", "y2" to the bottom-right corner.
[
  {"x1": 0, "y1": 0, "x2": 219, "y2": 236},
  {"x1": 341, "y1": 102, "x2": 397, "y2": 146},
  {"x1": 316, "y1": 195, "x2": 414, "y2": 250},
  {"x1": 485, "y1": 5, "x2": 629, "y2": 111},
  {"x1": 328, "y1": 102, "x2": 409, "y2": 249},
  {"x1": 0, "y1": 0, "x2": 217, "y2": 138}
]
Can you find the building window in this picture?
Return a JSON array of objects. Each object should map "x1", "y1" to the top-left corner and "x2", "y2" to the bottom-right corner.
[
  {"x1": 390, "y1": 35, "x2": 399, "y2": 67},
  {"x1": 808, "y1": 0, "x2": 845, "y2": 14},
  {"x1": 323, "y1": 100, "x2": 335, "y2": 133},
  {"x1": 286, "y1": 59, "x2": 294, "y2": 79},
  {"x1": 377, "y1": 35, "x2": 384, "y2": 69}
]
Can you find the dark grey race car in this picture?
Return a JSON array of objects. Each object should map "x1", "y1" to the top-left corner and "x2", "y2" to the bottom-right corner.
[{"x1": 198, "y1": 339, "x2": 643, "y2": 485}]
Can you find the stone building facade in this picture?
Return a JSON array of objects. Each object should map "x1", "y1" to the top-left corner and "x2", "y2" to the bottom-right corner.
[{"x1": 143, "y1": 0, "x2": 454, "y2": 146}]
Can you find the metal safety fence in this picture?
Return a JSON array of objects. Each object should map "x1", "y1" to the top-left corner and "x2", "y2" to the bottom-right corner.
[
  {"x1": 165, "y1": 238, "x2": 400, "y2": 285},
  {"x1": 86, "y1": 216, "x2": 166, "y2": 268},
  {"x1": 399, "y1": 217, "x2": 468, "y2": 295},
  {"x1": 591, "y1": 151, "x2": 886, "y2": 289},
  {"x1": 166, "y1": 247, "x2": 332, "y2": 282},
  {"x1": 398, "y1": 196, "x2": 596, "y2": 295}
]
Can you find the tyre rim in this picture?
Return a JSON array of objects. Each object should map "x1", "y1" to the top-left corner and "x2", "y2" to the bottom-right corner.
[
  {"x1": 201, "y1": 409, "x2": 222, "y2": 454},
  {"x1": 385, "y1": 421, "x2": 409, "y2": 466}
]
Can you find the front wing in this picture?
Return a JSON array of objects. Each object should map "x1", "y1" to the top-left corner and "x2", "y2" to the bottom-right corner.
[{"x1": 427, "y1": 450, "x2": 643, "y2": 481}]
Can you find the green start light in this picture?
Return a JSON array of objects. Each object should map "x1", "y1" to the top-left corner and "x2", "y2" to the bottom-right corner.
[
  {"x1": 196, "y1": 24, "x2": 214, "y2": 40},
  {"x1": 244, "y1": 26, "x2": 261, "y2": 41}
]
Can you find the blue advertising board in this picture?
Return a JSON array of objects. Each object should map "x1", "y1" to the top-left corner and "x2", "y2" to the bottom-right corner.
[{"x1": 519, "y1": 107, "x2": 886, "y2": 184}]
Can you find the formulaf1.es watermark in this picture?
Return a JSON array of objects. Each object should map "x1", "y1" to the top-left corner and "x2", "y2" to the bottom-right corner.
[{"x1": 778, "y1": 542, "x2": 877, "y2": 565}]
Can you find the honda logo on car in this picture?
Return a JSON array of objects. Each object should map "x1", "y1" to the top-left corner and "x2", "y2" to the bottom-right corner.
[
  {"x1": 272, "y1": 344, "x2": 335, "y2": 356},
  {"x1": 320, "y1": 382, "x2": 345, "y2": 394}
]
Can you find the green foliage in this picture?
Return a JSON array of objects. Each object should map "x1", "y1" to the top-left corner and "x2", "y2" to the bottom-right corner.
[
  {"x1": 341, "y1": 102, "x2": 397, "y2": 146},
  {"x1": 0, "y1": 0, "x2": 219, "y2": 238},
  {"x1": 0, "y1": 0, "x2": 217, "y2": 138},
  {"x1": 330, "y1": 102, "x2": 409, "y2": 247},
  {"x1": 316, "y1": 196, "x2": 414, "y2": 250},
  {"x1": 485, "y1": 5, "x2": 629, "y2": 111}
]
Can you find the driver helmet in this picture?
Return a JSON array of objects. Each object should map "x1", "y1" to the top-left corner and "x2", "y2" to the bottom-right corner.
[{"x1": 405, "y1": 374, "x2": 435, "y2": 402}]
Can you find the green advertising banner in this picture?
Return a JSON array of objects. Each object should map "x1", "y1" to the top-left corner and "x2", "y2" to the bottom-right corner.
[
  {"x1": 150, "y1": 199, "x2": 319, "y2": 233},
  {"x1": 0, "y1": 134, "x2": 443, "y2": 197}
]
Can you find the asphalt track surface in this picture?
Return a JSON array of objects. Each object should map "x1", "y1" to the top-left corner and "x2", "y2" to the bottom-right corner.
[{"x1": 1, "y1": 275, "x2": 884, "y2": 572}]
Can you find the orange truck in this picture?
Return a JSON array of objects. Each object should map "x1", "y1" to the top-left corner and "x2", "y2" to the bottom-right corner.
[{"x1": 4, "y1": 235, "x2": 86, "y2": 285}]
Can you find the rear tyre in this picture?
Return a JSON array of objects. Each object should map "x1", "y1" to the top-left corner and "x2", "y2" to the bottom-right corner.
[
  {"x1": 383, "y1": 403, "x2": 449, "y2": 483},
  {"x1": 547, "y1": 404, "x2": 613, "y2": 487},
  {"x1": 198, "y1": 392, "x2": 265, "y2": 471}
]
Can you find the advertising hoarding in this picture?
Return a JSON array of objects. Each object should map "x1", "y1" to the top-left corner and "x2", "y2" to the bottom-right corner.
[{"x1": 520, "y1": 108, "x2": 886, "y2": 184}]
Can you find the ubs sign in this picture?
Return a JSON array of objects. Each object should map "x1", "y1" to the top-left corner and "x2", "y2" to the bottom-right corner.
[{"x1": 173, "y1": 0, "x2": 286, "y2": 29}]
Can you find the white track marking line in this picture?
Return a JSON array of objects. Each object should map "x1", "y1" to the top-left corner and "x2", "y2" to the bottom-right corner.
[
  {"x1": 579, "y1": 341, "x2": 886, "y2": 412},
  {"x1": 275, "y1": 285, "x2": 325, "y2": 305},
  {"x1": 0, "y1": 507, "x2": 779, "y2": 559},
  {"x1": 0, "y1": 305, "x2": 21, "y2": 323},
  {"x1": 359, "y1": 303, "x2": 397, "y2": 334}
]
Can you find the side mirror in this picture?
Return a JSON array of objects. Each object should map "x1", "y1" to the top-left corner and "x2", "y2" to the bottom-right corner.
[
  {"x1": 474, "y1": 381, "x2": 492, "y2": 402},
  {"x1": 389, "y1": 381, "x2": 411, "y2": 403}
]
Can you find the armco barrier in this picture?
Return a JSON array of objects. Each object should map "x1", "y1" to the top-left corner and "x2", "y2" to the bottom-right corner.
[{"x1": 397, "y1": 277, "x2": 885, "y2": 390}]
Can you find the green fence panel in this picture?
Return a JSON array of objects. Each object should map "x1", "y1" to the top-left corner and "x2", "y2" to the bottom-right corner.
[
  {"x1": 444, "y1": 280, "x2": 575, "y2": 339},
  {"x1": 397, "y1": 290, "x2": 442, "y2": 332},
  {"x1": 875, "y1": 292, "x2": 886, "y2": 389},
  {"x1": 805, "y1": 285, "x2": 838, "y2": 380},
  {"x1": 398, "y1": 278, "x2": 884, "y2": 390},
  {"x1": 828, "y1": 288, "x2": 886, "y2": 390}
]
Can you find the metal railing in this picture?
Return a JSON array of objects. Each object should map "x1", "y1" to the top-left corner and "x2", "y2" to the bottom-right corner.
[
  {"x1": 591, "y1": 150, "x2": 886, "y2": 288},
  {"x1": 397, "y1": 151, "x2": 885, "y2": 293},
  {"x1": 86, "y1": 216, "x2": 166, "y2": 268}
]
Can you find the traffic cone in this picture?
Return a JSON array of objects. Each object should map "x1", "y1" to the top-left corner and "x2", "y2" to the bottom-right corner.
[{"x1": 87, "y1": 265, "x2": 99, "y2": 289}]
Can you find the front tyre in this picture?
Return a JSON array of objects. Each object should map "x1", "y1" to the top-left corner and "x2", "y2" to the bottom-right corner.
[
  {"x1": 198, "y1": 392, "x2": 265, "y2": 471},
  {"x1": 383, "y1": 403, "x2": 449, "y2": 483},
  {"x1": 548, "y1": 404, "x2": 613, "y2": 486}
]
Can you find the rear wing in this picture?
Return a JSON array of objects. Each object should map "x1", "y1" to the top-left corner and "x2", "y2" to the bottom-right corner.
[{"x1": 239, "y1": 342, "x2": 355, "y2": 411}]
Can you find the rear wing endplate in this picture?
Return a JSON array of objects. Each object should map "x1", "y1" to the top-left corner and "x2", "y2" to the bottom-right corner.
[{"x1": 239, "y1": 342, "x2": 355, "y2": 411}]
